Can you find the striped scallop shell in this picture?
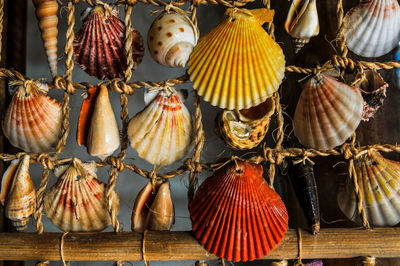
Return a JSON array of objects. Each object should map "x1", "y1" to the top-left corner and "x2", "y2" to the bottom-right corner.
[
  {"x1": 188, "y1": 8, "x2": 285, "y2": 110},
  {"x1": 2, "y1": 82, "x2": 62, "y2": 153},
  {"x1": 189, "y1": 161, "x2": 288, "y2": 262},
  {"x1": 343, "y1": 0, "x2": 400, "y2": 57},
  {"x1": 338, "y1": 151, "x2": 400, "y2": 226},
  {"x1": 293, "y1": 74, "x2": 363, "y2": 150},
  {"x1": 127, "y1": 89, "x2": 193, "y2": 166}
]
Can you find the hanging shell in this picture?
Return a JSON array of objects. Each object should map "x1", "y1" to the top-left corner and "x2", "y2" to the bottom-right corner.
[
  {"x1": 0, "y1": 155, "x2": 35, "y2": 231},
  {"x1": 148, "y1": 11, "x2": 198, "y2": 67},
  {"x1": 188, "y1": 8, "x2": 285, "y2": 110},
  {"x1": 73, "y1": 5, "x2": 144, "y2": 80},
  {"x1": 338, "y1": 151, "x2": 400, "y2": 226},
  {"x1": 127, "y1": 88, "x2": 193, "y2": 166},
  {"x1": 284, "y1": 0, "x2": 319, "y2": 53},
  {"x1": 343, "y1": 0, "x2": 400, "y2": 57},
  {"x1": 131, "y1": 182, "x2": 154, "y2": 232},
  {"x1": 77, "y1": 87, "x2": 99, "y2": 146},
  {"x1": 44, "y1": 161, "x2": 120, "y2": 232},
  {"x1": 189, "y1": 161, "x2": 288, "y2": 262},
  {"x1": 32, "y1": 0, "x2": 58, "y2": 77},
  {"x1": 293, "y1": 74, "x2": 363, "y2": 150},
  {"x1": 215, "y1": 96, "x2": 275, "y2": 149},
  {"x1": 2, "y1": 81, "x2": 63, "y2": 153}
]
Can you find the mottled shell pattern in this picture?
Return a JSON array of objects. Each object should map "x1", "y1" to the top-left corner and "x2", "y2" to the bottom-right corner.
[
  {"x1": 293, "y1": 74, "x2": 363, "y2": 150},
  {"x1": 148, "y1": 11, "x2": 198, "y2": 67},
  {"x1": 2, "y1": 81, "x2": 63, "y2": 153},
  {"x1": 343, "y1": 0, "x2": 400, "y2": 57},
  {"x1": 338, "y1": 151, "x2": 400, "y2": 226},
  {"x1": 188, "y1": 8, "x2": 285, "y2": 110},
  {"x1": 215, "y1": 96, "x2": 275, "y2": 150},
  {"x1": 44, "y1": 161, "x2": 120, "y2": 232},
  {"x1": 0, "y1": 155, "x2": 35, "y2": 231}
]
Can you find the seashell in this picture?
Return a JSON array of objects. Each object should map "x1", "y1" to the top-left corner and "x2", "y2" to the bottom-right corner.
[
  {"x1": 343, "y1": 0, "x2": 400, "y2": 57},
  {"x1": 87, "y1": 85, "x2": 120, "y2": 160},
  {"x1": 293, "y1": 74, "x2": 363, "y2": 150},
  {"x1": 189, "y1": 161, "x2": 288, "y2": 262},
  {"x1": 215, "y1": 96, "x2": 275, "y2": 150},
  {"x1": 32, "y1": 0, "x2": 58, "y2": 77},
  {"x1": 44, "y1": 161, "x2": 120, "y2": 231},
  {"x1": 188, "y1": 8, "x2": 285, "y2": 110},
  {"x1": 0, "y1": 155, "x2": 35, "y2": 231},
  {"x1": 2, "y1": 81, "x2": 63, "y2": 153},
  {"x1": 131, "y1": 182, "x2": 154, "y2": 232},
  {"x1": 77, "y1": 87, "x2": 99, "y2": 146},
  {"x1": 284, "y1": 0, "x2": 319, "y2": 53},
  {"x1": 128, "y1": 88, "x2": 193, "y2": 166},
  {"x1": 338, "y1": 151, "x2": 400, "y2": 226},
  {"x1": 73, "y1": 5, "x2": 144, "y2": 80},
  {"x1": 148, "y1": 11, "x2": 198, "y2": 67}
]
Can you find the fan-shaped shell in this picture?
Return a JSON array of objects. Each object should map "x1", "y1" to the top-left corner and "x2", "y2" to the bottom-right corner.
[
  {"x1": 127, "y1": 88, "x2": 193, "y2": 166},
  {"x1": 148, "y1": 11, "x2": 198, "y2": 67},
  {"x1": 2, "y1": 81, "x2": 63, "y2": 153},
  {"x1": 338, "y1": 151, "x2": 400, "y2": 226},
  {"x1": 189, "y1": 161, "x2": 288, "y2": 262},
  {"x1": 44, "y1": 162, "x2": 120, "y2": 232},
  {"x1": 73, "y1": 5, "x2": 144, "y2": 80},
  {"x1": 343, "y1": 0, "x2": 400, "y2": 57},
  {"x1": 293, "y1": 74, "x2": 363, "y2": 150},
  {"x1": 188, "y1": 8, "x2": 285, "y2": 110}
]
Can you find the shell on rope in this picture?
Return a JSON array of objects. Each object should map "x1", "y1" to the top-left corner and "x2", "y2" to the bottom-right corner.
[
  {"x1": 338, "y1": 151, "x2": 400, "y2": 226},
  {"x1": 188, "y1": 8, "x2": 285, "y2": 110},
  {"x1": 293, "y1": 73, "x2": 363, "y2": 150},
  {"x1": 343, "y1": 0, "x2": 400, "y2": 57},
  {"x1": 148, "y1": 11, "x2": 199, "y2": 67},
  {"x1": 189, "y1": 160, "x2": 288, "y2": 262},
  {"x1": 2, "y1": 81, "x2": 63, "y2": 153}
]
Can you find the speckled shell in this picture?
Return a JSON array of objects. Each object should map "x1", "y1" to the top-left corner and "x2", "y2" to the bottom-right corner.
[
  {"x1": 343, "y1": 0, "x2": 400, "y2": 57},
  {"x1": 127, "y1": 89, "x2": 193, "y2": 166},
  {"x1": 338, "y1": 151, "x2": 400, "y2": 226},
  {"x1": 148, "y1": 11, "x2": 198, "y2": 67},
  {"x1": 2, "y1": 82, "x2": 63, "y2": 153},
  {"x1": 215, "y1": 96, "x2": 275, "y2": 149},
  {"x1": 293, "y1": 74, "x2": 363, "y2": 150},
  {"x1": 189, "y1": 161, "x2": 288, "y2": 262},
  {"x1": 73, "y1": 5, "x2": 144, "y2": 80},
  {"x1": 188, "y1": 8, "x2": 285, "y2": 110},
  {"x1": 44, "y1": 162, "x2": 119, "y2": 232}
]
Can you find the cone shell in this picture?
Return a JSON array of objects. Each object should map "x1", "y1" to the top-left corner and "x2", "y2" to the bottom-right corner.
[
  {"x1": 146, "y1": 181, "x2": 174, "y2": 231},
  {"x1": 293, "y1": 74, "x2": 363, "y2": 150},
  {"x1": 73, "y1": 5, "x2": 144, "y2": 80},
  {"x1": 32, "y1": 0, "x2": 58, "y2": 77},
  {"x1": 2, "y1": 81, "x2": 63, "y2": 153},
  {"x1": 215, "y1": 96, "x2": 275, "y2": 149},
  {"x1": 148, "y1": 11, "x2": 198, "y2": 67},
  {"x1": 343, "y1": 0, "x2": 400, "y2": 57},
  {"x1": 338, "y1": 151, "x2": 400, "y2": 226},
  {"x1": 188, "y1": 8, "x2": 285, "y2": 110},
  {"x1": 128, "y1": 89, "x2": 193, "y2": 166},
  {"x1": 44, "y1": 162, "x2": 120, "y2": 232},
  {"x1": 189, "y1": 161, "x2": 288, "y2": 262},
  {"x1": 77, "y1": 87, "x2": 99, "y2": 146},
  {"x1": 131, "y1": 182, "x2": 154, "y2": 232}
]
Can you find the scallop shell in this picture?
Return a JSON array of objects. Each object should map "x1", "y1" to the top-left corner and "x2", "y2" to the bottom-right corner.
[
  {"x1": 0, "y1": 155, "x2": 35, "y2": 231},
  {"x1": 73, "y1": 5, "x2": 144, "y2": 80},
  {"x1": 148, "y1": 11, "x2": 198, "y2": 67},
  {"x1": 215, "y1": 96, "x2": 275, "y2": 149},
  {"x1": 343, "y1": 0, "x2": 400, "y2": 57},
  {"x1": 2, "y1": 81, "x2": 63, "y2": 153},
  {"x1": 127, "y1": 88, "x2": 193, "y2": 166},
  {"x1": 338, "y1": 151, "x2": 400, "y2": 226},
  {"x1": 189, "y1": 161, "x2": 288, "y2": 262},
  {"x1": 44, "y1": 161, "x2": 120, "y2": 232},
  {"x1": 293, "y1": 74, "x2": 363, "y2": 150},
  {"x1": 188, "y1": 8, "x2": 285, "y2": 110}
]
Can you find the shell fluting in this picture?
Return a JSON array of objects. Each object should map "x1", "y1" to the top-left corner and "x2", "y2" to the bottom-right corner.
[
  {"x1": 188, "y1": 8, "x2": 285, "y2": 110},
  {"x1": 189, "y1": 161, "x2": 288, "y2": 262}
]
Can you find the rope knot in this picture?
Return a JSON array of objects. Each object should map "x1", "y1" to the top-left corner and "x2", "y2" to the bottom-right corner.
[
  {"x1": 184, "y1": 158, "x2": 202, "y2": 173},
  {"x1": 110, "y1": 79, "x2": 134, "y2": 95},
  {"x1": 192, "y1": 0, "x2": 202, "y2": 6},
  {"x1": 107, "y1": 156, "x2": 125, "y2": 172},
  {"x1": 37, "y1": 153, "x2": 55, "y2": 170},
  {"x1": 263, "y1": 147, "x2": 274, "y2": 163},
  {"x1": 332, "y1": 55, "x2": 356, "y2": 73}
]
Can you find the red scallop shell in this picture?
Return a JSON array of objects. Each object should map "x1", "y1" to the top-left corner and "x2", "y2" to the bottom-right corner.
[{"x1": 189, "y1": 161, "x2": 288, "y2": 262}]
